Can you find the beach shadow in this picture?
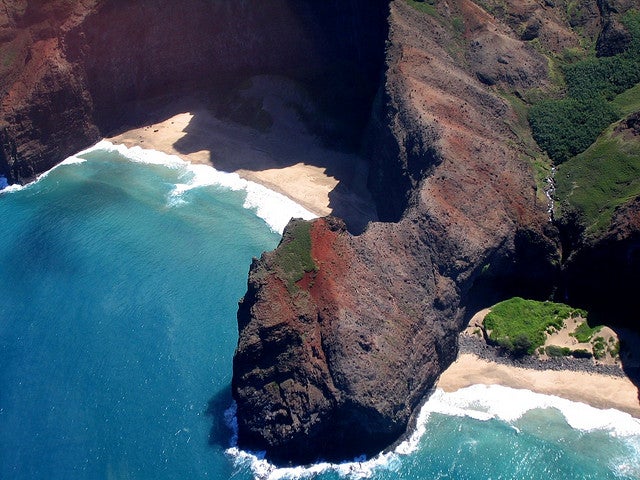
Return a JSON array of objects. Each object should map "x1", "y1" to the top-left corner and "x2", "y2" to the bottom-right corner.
[
  {"x1": 102, "y1": 93, "x2": 212, "y2": 138},
  {"x1": 615, "y1": 327, "x2": 640, "y2": 403},
  {"x1": 205, "y1": 385, "x2": 236, "y2": 450},
  {"x1": 169, "y1": 79, "x2": 378, "y2": 235}
]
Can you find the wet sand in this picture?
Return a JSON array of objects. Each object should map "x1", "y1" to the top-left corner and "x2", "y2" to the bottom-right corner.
[{"x1": 438, "y1": 352, "x2": 640, "y2": 417}]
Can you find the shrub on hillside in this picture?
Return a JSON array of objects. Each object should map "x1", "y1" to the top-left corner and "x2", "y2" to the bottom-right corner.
[
  {"x1": 529, "y1": 98, "x2": 619, "y2": 163},
  {"x1": 545, "y1": 345, "x2": 571, "y2": 357}
]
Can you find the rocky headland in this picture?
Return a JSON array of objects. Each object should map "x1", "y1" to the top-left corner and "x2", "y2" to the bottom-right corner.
[{"x1": 2, "y1": 0, "x2": 639, "y2": 466}]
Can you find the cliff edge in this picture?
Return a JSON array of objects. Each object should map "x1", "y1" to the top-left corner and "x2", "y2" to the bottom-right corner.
[{"x1": 233, "y1": 0, "x2": 562, "y2": 463}]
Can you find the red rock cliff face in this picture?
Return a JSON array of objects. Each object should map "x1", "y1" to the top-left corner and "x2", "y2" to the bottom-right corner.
[
  {"x1": 0, "y1": 0, "x2": 101, "y2": 181},
  {"x1": 234, "y1": 217, "x2": 459, "y2": 462},
  {"x1": 233, "y1": 1, "x2": 562, "y2": 463}
]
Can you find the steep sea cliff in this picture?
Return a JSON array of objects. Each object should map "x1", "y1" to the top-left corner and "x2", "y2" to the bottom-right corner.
[{"x1": 1, "y1": 0, "x2": 639, "y2": 465}]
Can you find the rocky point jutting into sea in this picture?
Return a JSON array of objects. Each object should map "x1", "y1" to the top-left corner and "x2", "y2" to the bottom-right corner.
[{"x1": 1, "y1": 0, "x2": 639, "y2": 465}]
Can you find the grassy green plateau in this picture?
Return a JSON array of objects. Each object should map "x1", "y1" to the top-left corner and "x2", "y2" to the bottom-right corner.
[{"x1": 484, "y1": 297, "x2": 585, "y2": 355}]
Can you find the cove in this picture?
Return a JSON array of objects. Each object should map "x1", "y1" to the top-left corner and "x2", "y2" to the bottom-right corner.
[
  {"x1": 1, "y1": 144, "x2": 639, "y2": 480},
  {"x1": 0, "y1": 144, "x2": 281, "y2": 479}
]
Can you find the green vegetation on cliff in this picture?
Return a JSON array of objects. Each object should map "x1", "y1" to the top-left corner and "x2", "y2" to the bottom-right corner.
[
  {"x1": 484, "y1": 297, "x2": 583, "y2": 355},
  {"x1": 273, "y1": 221, "x2": 316, "y2": 292},
  {"x1": 611, "y1": 82, "x2": 640, "y2": 115},
  {"x1": 555, "y1": 120, "x2": 640, "y2": 234},
  {"x1": 528, "y1": 10, "x2": 640, "y2": 164},
  {"x1": 529, "y1": 97, "x2": 619, "y2": 163}
]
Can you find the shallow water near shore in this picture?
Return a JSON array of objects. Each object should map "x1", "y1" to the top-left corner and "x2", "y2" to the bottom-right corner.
[{"x1": 1, "y1": 143, "x2": 639, "y2": 480}]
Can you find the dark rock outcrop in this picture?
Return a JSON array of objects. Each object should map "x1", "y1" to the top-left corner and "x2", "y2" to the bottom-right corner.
[
  {"x1": 616, "y1": 111, "x2": 640, "y2": 136},
  {"x1": 596, "y1": 17, "x2": 632, "y2": 56},
  {"x1": 0, "y1": 1, "x2": 101, "y2": 182},
  {"x1": 233, "y1": 0, "x2": 560, "y2": 464},
  {"x1": 562, "y1": 198, "x2": 640, "y2": 322},
  {"x1": 233, "y1": 0, "x2": 638, "y2": 463},
  {"x1": 596, "y1": 0, "x2": 634, "y2": 56},
  {"x1": 233, "y1": 216, "x2": 456, "y2": 463}
]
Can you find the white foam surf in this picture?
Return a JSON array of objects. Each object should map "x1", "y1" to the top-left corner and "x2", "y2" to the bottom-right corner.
[
  {"x1": 613, "y1": 436, "x2": 640, "y2": 478},
  {"x1": 428, "y1": 385, "x2": 640, "y2": 435},
  {"x1": 1, "y1": 140, "x2": 317, "y2": 233},
  {"x1": 89, "y1": 141, "x2": 316, "y2": 233},
  {"x1": 0, "y1": 143, "x2": 92, "y2": 194},
  {"x1": 225, "y1": 385, "x2": 640, "y2": 479}
]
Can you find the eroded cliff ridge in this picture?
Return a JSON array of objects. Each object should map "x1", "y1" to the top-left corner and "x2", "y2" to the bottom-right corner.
[
  {"x1": 234, "y1": 0, "x2": 560, "y2": 462},
  {"x1": 233, "y1": 0, "x2": 639, "y2": 463},
  {"x1": 2, "y1": 0, "x2": 639, "y2": 466}
]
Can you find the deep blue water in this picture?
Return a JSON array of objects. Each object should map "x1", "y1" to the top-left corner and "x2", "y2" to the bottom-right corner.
[{"x1": 1, "y1": 143, "x2": 639, "y2": 480}]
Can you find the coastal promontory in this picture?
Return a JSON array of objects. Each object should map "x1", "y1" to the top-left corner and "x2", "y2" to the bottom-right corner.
[{"x1": 1, "y1": 0, "x2": 639, "y2": 466}]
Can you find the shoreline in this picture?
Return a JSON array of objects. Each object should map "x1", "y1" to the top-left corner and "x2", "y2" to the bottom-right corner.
[
  {"x1": 106, "y1": 91, "x2": 377, "y2": 232},
  {"x1": 107, "y1": 111, "x2": 330, "y2": 218},
  {"x1": 437, "y1": 334, "x2": 640, "y2": 418}
]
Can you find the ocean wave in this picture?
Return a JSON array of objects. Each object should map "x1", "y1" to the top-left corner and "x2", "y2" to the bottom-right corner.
[
  {"x1": 425, "y1": 385, "x2": 640, "y2": 436},
  {"x1": 0, "y1": 183, "x2": 26, "y2": 194},
  {"x1": 89, "y1": 141, "x2": 317, "y2": 233},
  {"x1": 613, "y1": 436, "x2": 640, "y2": 478},
  {"x1": 1, "y1": 140, "x2": 317, "y2": 233},
  {"x1": 224, "y1": 399, "x2": 398, "y2": 479},
  {"x1": 0, "y1": 141, "x2": 100, "y2": 194},
  {"x1": 85, "y1": 140, "x2": 185, "y2": 168},
  {"x1": 226, "y1": 446, "x2": 397, "y2": 480},
  {"x1": 225, "y1": 385, "x2": 640, "y2": 479}
]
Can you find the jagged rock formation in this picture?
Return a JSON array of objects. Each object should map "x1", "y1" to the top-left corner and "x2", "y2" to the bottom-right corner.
[
  {"x1": 596, "y1": 0, "x2": 634, "y2": 56},
  {"x1": 233, "y1": 216, "x2": 456, "y2": 463},
  {"x1": 1, "y1": 0, "x2": 639, "y2": 466},
  {"x1": 233, "y1": 0, "x2": 640, "y2": 463},
  {"x1": 233, "y1": 0, "x2": 562, "y2": 463}
]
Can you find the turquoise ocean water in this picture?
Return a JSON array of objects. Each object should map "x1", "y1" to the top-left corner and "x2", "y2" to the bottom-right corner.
[{"x1": 1, "y1": 142, "x2": 639, "y2": 479}]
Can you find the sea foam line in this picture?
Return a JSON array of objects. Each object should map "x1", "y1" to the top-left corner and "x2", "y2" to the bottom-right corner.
[
  {"x1": 1, "y1": 140, "x2": 317, "y2": 234},
  {"x1": 225, "y1": 384, "x2": 640, "y2": 479},
  {"x1": 86, "y1": 141, "x2": 317, "y2": 234},
  {"x1": 425, "y1": 384, "x2": 640, "y2": 436},
  {"x1": 0, "y1": 144, "x2": 92, "y2": 194}
]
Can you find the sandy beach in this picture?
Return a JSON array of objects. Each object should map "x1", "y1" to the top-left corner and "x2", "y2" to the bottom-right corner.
[
  {"x1": 441, "y1": 308, "x2": 640, "y2": 417},
  {"x1": 107, "y1": 78, "x2": 377, "y2": 232},
  {"x1": 438, "y1": 352, "x2": 640, "y2": 418}
]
